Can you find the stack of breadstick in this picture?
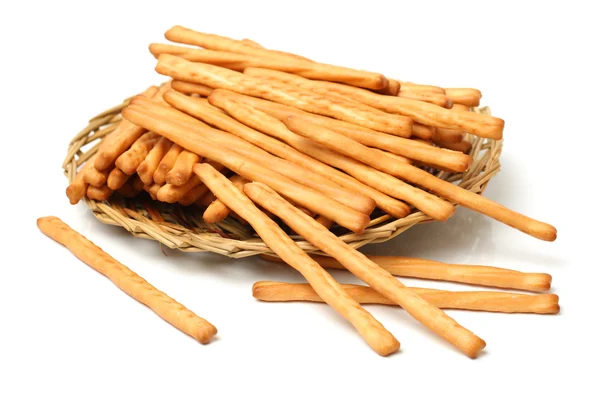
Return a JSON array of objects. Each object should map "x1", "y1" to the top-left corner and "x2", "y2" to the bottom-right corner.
[{"x1": 64, "y1": 26, "x2": 559, "y2": 357}]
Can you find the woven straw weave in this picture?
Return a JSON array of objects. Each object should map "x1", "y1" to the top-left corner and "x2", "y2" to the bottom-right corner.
[{"x1": 63, "y1": 96, "x2": 502, "y2": 258}]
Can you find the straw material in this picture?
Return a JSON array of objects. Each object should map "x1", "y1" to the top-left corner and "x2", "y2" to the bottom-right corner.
[{"x1": 64, "y1": 96, "x2": 502, "y2": 258}]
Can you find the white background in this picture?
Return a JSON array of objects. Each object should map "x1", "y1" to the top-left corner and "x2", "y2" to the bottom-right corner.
[{"x1": 1, "y1": 1, "x2": 598, "y2": 399}]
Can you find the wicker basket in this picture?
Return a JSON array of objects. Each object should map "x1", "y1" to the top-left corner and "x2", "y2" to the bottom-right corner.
[{"x1": 64, "y1": 96, "x2": 503, "y2": 258}]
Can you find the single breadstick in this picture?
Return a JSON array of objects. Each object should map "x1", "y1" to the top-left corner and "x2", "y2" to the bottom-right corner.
[
  {"x1": 203, "y1": 175, "x2": 248, "y2": 223},
  {"x1": 434, "y1": 128, "x2": 464, "y2": 144},
  {"x1": 162, "y1": 91, "x2": 377, "y2": 214},
  {"x1": 163, "y1": 26, "x2": 388, "y2": 89},
  {"x1": 373, "y1": 79, "x2": 401, "y2": 96},
  {"x1": 122, "y1": 105, "x2": 370, "y2": 233},
  {"x1": 445, "y1": 88, "x2": 482, "y2": 107},
  {"x1": 315, "y1": 215, "x2": 333, "y2": 230},
  {"x1": 154, "y1": 143, "x2": 183, "y2": 185},
  {"x1": 82, "y1": 165, "x2": 111, "y2": 187},
  {"x1": 193, "y1": 163, "x2": 399, "y2": 356},
  {"x1": 165, "y1": 90, "x2": 401, "y2": 215},
  {"x1": 398, "y1": 90, "x2": 452, "y2": 108},
  {"x1": 436, "y1": 139, "x2": 473, "y2": 154},
  {"x1": 86, "y1": 184, "x2": 113, "y2": 201},
  {"x1": 166, "y1": 150, "x2": 202, "y2": 186},
  {"x1": 158, "y1": 175, "x2": 202, "y2": 203},
  {"x1": 399, "y1": 81, "x2": 446, "y2": 94},
  {"x1": 107, "y1": 167, "x2": 130, "y2": 191},
  {"x1": 240, "y1": 38, "x2": 264, "y2": 48},
  {"x1": 286, "y1": 116, "x2": 557, "y2": 241},
  {"x1": 412, "y1": 123, "x2": 436, "y2": 140},
  {"x1": 171, "y1": 80, "x2": 213, "y2": 96},
  {"x1": 260, "y1": 254, "x2": 553, "y2": 292},
  {"x1": 371, "y1": 148, "x2": 412, "y2": 164},
  {"x1": 252, "y1": 282, "x2": 560, "y2": 314},
  {"x1": 245, "y1": 182, "x2": 486, "y2": 358},
  {"x1": 66, "y1": 153, "x2": 98, "y2": 205},
  {"x1": 155, "y1": 54, "x2": 410, "y2": 136},
  {"x1": 37, "y1": 216, "x2": 217, "y2": 343},
  {"x1": 137, "y1": 137, "x2": 173, "y2": 185},
  {"x1": 94, "y1": 85, "x2": 160, "y2": 171},
  {"x1": 209, "y1": 90, "x2": 471, "y2": 173},
  {"x1": 208, "y1": 92, "x2": 451, "y2": 220},
  {"x1": 115, "y1": 132, "x2": 159, "y2": 175}
]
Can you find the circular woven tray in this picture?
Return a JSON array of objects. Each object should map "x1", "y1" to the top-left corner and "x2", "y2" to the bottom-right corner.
[{"x1": 64, "y1": 96, "x2": 502, "y2": 258}]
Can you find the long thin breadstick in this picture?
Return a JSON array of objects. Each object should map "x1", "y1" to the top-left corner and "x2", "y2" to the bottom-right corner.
[
  {"x1": 398, "y1": 89, "x2": 452, "y2": 108},
  {"x1": 208, "y1": 92, "x2": 453, "y2": 221},
  {"x1": 252, "y1": 281, "x2": 560, "y2": 314},
  {"x1": 260, "y1": 254, "x2": 553, "y2": 292},
  {"x1": 285, "y1": 116, "x2": 557, "y2": 241},
  {"x1": 412, "y1": 123, "x2": 436, "y2": 140},
  {"x1": 399, "y1": 81, "x2": 446, "y2": 94},
  {"x1": 166, "y1": 150, "x2": 202, "y2": 186},
  {"x1": 192, "y1": 163, "x2": 399, "y2": 356},
  {"x1": 107, "y1": 167, "x2": 131, "y2": 191},
  {"x1": 445, "y1": 88, "x2": 482, "y2": 107},
  {"x1": 244, "y1": 182, "x2": 486, "y2": 358},
  {"x1": 171, "y1": 80, "x2": 213, "y2": 96},
  {"x1": 165, "y1": 90, "x2": 407, "y2": 217},
  {"x1": 66, "y1": 153, "x2": 98, "y2": 205},
  {"x1": 122, "y1": 105, "x2": 371, "y2": 233},
  {"x1": 163, "y1": 26, "x2": 388, "y2": 90},
  {"x1": 155, "y1": 54, "x2": 411, "y2": 136},
  {"x1": 37, "y1": 216, "x2": 217, "y2": 344},
  {"x1": 203, "y1": 175, "x2": 248, "y2": 223},
  {"x1": 154, "y1": 143, "x2": 183, "y2": 185},
  {"x1": 137, "y1": 136, "x2": 173, "y2": 185},
  {"x1": 114, "y1": 132, "x2": 159, "y2": 175}
]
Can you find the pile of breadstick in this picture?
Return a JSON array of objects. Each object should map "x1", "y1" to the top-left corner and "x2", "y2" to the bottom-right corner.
[{"x1": 62, "y1": 26, "x2": 559, "y2": 357}]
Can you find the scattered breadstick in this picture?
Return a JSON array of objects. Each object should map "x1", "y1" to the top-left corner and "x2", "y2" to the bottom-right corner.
[
  {"x1": 445, "y1": 88, "x2": 482, "y2": 107},
  {"x1": 37, "y1": 216, "x2": 217, "y2": 344},
  {"x1": 203, "y1": 175, "x2": 248, "y2": 223},
  {"x1": 166, "y1": 150, "x2": 202, "y2": 186},
  {"x1": 193, "y1": 163, "x2": 399, "y2": 356},
  {"x1": 252, "y1": 282, "x2": 560, "y2": 314},
  {"x1": 86, "y1": 184, "x2": 113, "y2": 201},
  {"x1": 107, "y1": 167, "x2": 131, "y2": 191},
  {"x1": 115, "y1": 131, "x2": 160, "y2": 175},
  {"x1": 137, "y1": 137, "x2": 173, "y2": 185},
  {"x1": 171, "y1": 80, "x2": 213, "y2": 96},
  {"x1": 154, "y1": 143, "x2": 183, "y2": 185},
  {"x1": 244, "y1": 182, "x2": 486, "y2": 358},
  {"x1": 260, "y1": 254, "x2": 553, "y2": 292},
  {"x1": 66, "y1": 153, "x2": 99, "y2": 205},
  {"x1": 83, "y1": 165, "x2": 111, "y2": 187}
]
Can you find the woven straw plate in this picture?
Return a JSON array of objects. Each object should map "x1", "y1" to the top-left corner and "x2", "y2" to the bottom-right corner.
[{"x1": 64, "y1": 95, "x2": 502, "y2": 258}]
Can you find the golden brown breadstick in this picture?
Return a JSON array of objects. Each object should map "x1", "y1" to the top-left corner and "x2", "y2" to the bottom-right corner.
[
  {"x1": 260, "y1": 254, "x2": 553, "y2": 292},
  {"x1": 209, "y1": 90, "x2": 471, "y2": 173},
  {"x1": 171, "y1": 80, "x2": 213, "y2": 96},
  {"x1": 37, "y1": 216, "x2": 217, "y2": 343},
  {"x1": 286, "y1": 116, "x2": 557, "y2": 241},
  {"x1": 137, "y1": 137, "x2": 173, "y2": 185},
  {"x1": 163, "y1": 26, "x2": 388, "y2": 89},
  {"x1": 107, "y1": 167, "x2": 130, "y2": 191},
  {"x1": 82, "y1": 165, "x2": 111, "y2": 187},
  {"x1": 178, "y1": 184, "x2": 210, "y2": 206},
  {"x1": 239, "y1": 38, "x2": 264, "y2": 48},
  {"x1": 252, "y1": 281, "x2": 560, "y2": 314},
  {"x1": 166, "y1": 150, "x2": 202, "y2": 186},
  {"x1": 193, "y1": 163, "x2": 399, "y2": 356},
  {"x1": 445, "y1": 88, "x2": 482, "y2": 107},
  {"x1": 114, "y1": 132, "x2": 159, "y2": 175},
  {"x1": 399, "y1": 81, "x2": 445, "y2": 94},
  {"x1": 86, "y1": 184, "x2": 113, "y2": 201},
  {"x1": 434, "y1": 128, "x2": 464, "y2": 144},
  {"x1": 155, "y1": 55, "x2": 410, "y2": 136},
  {"x1": 122, "y1": 105, "x2": 370, "y2": 233},
  {"x1": 371, "y1": 148, "x2": 412, "y2": 164},
  {"x1": 245, "y1": 182, "x2": 486, "y2": 358},
  {"x1": 66, "y1": 153, "x2": 98, "y2": 205},
  {"x1": 436, "y1": 139, "x2": 473, "y2": 154},
  {"x1": 158, "y1": 175, "x2": 202, "y2": 203},
  {"x1": 165, "y1": 90, "x2": 403, "y2": 215},
  {"x1": 203, "y1": 175, "x2": 248, "y2": 223},
  {"x1": 411, "y1": 123, "x2": 436, "y2": 140},
  {"x1": 373, "y1": 79, "x2": 401, "y2": 96},
  {"x1": 154, "y1": 143, "x2": 183, "y2": 185},
  {"x1": 94, "y1": 85, "x2": 159, "y2": 171},
  {"x1": 315, "y1": 215, "x2": 333, "y2": 230},
  {"x1": 398, "y1": 90, "x2": 452, "y2": 108}
]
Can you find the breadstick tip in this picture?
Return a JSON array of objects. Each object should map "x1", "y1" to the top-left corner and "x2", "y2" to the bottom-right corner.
[{"x1": 523, "y1": 273, "x2": 553, "y2": 292}]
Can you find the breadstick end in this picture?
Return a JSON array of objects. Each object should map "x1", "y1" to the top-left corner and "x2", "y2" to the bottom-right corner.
[
  {"x1": 464, "y1": 337, "x2": 487, "y2": 359},
  {"x1": 524, "y1": 273, "x2": 553, "y2": 292}
]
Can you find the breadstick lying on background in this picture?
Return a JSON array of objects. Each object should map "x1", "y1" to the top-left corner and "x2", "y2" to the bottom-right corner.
[
  {"x1": 252, "y1": 282, "x2": 560, "y2": 314},
  {"x1": 37, "y1": 216, "x2": 217, "y2": 344},
  {"x1": 193, "y1": 163, "x2": 400, "y2": 356},
  {"x1": 260, "y1": 254, "x2": 552, "y2": 292},
  {"x1": 244, "y1": 182, "x2": 486, "y2": 358}
]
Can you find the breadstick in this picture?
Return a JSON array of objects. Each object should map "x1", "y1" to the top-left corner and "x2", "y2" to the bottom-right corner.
[
  {"x1": 192, "y1": 163, "x2": 399, "y2": 356},
  {"x1": 436, "y1": 139, "x2": 473, "y2": 154},
  {"x1": 165, "y1": 90, "x2": 404, "y2": 216},
  {"x1": 158, "y1": 175, "x2": 202, "y2": 203},
  {"x1": 240, "y1": 38, "x2": 264, "y2": 48},
  {"x1": 260, "y1": 254, "x2": 553, "y2": 292},
  {"x1": 373, "y1": 78, "x2": 401, "y2": 96},
  {"x1": 107, "y1": 167, "x2": 130, "y2": 191},
  {"x1": 137, "y1": 137, "x2": 173, "y2": 185},
  {"x1": 244, "y1": 182, "x2": 486, "y2": 358},
  {"x1": 411, "y1": 123, "x2": 436, "y2": 140},
  {"x1": 445, "y1": 88, "x2": 482, "y2": 107},
  {"x1": 209, "y1": 90, "x2": 471, "y2": 173},
  {"x1": 162, "y1": 91, "x2": 377, "y2": 215},
  {"x1": 122, "y1": 105, "x2": 371, "y2": 233},
  {"x1": 82, "y1": 165, "x2": 111, "y2": 187},
  {"x1": 207, "y1": 95, "x2": 452, "y2": 220},
  {"x1": 166, "y1": 150, "x2": 202, "y2": 186},
  {"x1": 154, "y1": 143, "x2": 183, "y2": 185},
  {"x1": 434, "y1": 128, "x2": 464, "y2": 144},
  {"x1": 171, "y1": 80, "x2": 213, "y2": 96},
  {"x1": 252, "y1": 282, "x2": 560, "y2": 314},
  {"x1": 399, "y1": 81, "x2": 446, "y2": 94},
  {"x1": 286, "y1": 116, "x2": 557, "y2": 241},
  {"x1": 66, "y1": 153, "x2": 98, "y2": 205},
  {"x1": 163, "y1": 26, "x2": 388, "y2": 89},
  {"x1": 203, "y1": 175, "x2": 248, "y2": 223},
  {"x1": 86, "y1": 184, "x2": 113, "y2": 201},
  {"x1": 371, "y1": 148, "x2": 412, "y2": 164},
  {"x1": 178, "y1": 183, "x2": 211, "y2": 206},
  {"x1": 398, "y1": 90, "x2": 452, "y2": 108},
  {"x1": 155, "y1": 54, "x2": 411, "y2": 136},
  {"x1": 315, "y1": 215, "x2": 333, "y2": 230},
  {"x1": 114, "y1": 132, "x2": 159, "y2": 175},
  {"x1": 37, "y1": 216, "x2": 217, "y2": 344},
  {"x1": 94, "y1": 85, "x2": 159, "y2": 171}
]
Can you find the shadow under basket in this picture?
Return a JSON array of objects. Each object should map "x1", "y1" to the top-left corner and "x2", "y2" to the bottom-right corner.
[{"x1": 64, "y1": 98, "x2": 503, "y2": 258}]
